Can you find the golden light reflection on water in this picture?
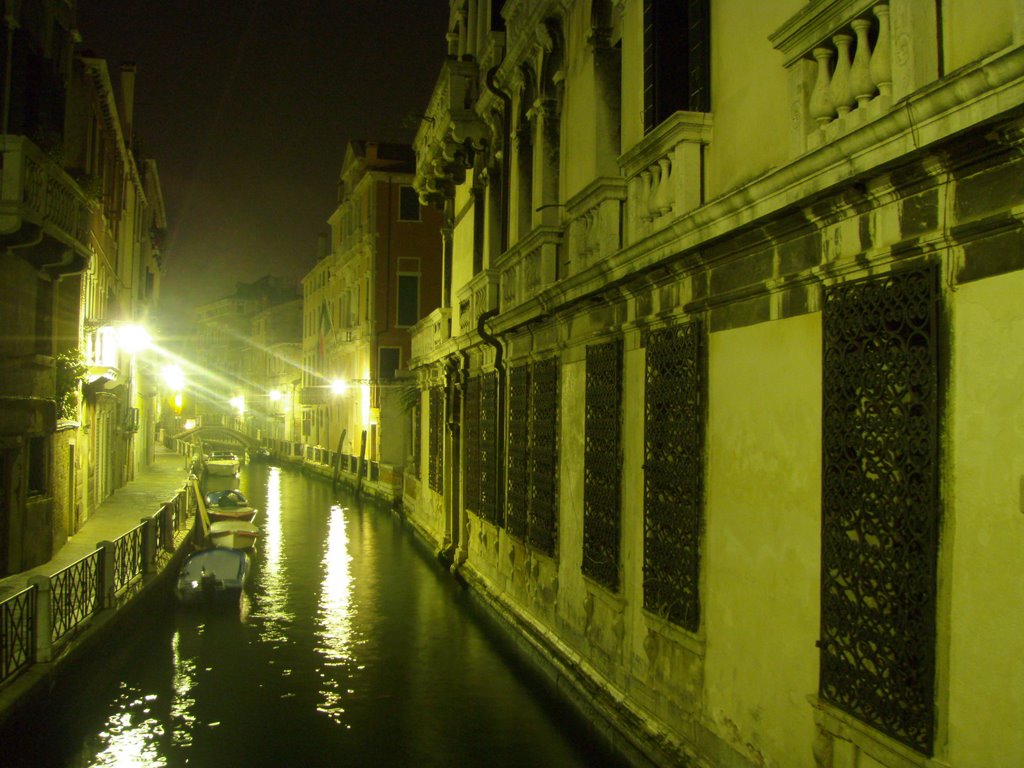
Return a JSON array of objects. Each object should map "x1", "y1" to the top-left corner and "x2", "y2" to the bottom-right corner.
[
  {"x1": 250, "y1": 466, "x2": 292, "y2": 640},
  {"x1": 170, "y1": 629, "x2": 196, "y2": 748},
  {"x1": 316, "y1": 503, "x2": 357, "y2": 724},
  {"x1": 86, "y1": 686, "x2": 166, "y2": 767}
]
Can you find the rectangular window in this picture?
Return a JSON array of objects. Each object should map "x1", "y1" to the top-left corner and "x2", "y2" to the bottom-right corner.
[
  {"x1": 411, "y1": 402, "x2": 421, "y2": 479},
  {"x1": 378, "y1": 347, "x2": 400, "y2": 380},
  {"x1": 528, "y1": 357, "x2": 559, "y2": 557},
  {"x1": 428, "y1": 386, "x2": 444, "y2": 493},
  {"x1": 643, "y1": 320, "x2": 704, "y2": 632},
  {"x1": 27, "y1": 436, "x2": 47, "y2": 495},
  {"x1": 643, "y1": 0, "x2": 710, "y2": 133},
  {"x1": 479, "y1": 372, "x2": 500, "y2": 526},
  {"x1": 464, "y1": 376, "x2": 481, "y2": 514},
  {"x1": 583, "y1": 339, "x2": 623, "y2": 591},
  {"x1": 820, "y1": 266, "x2": 939, "y2": 755},
  {"x1": 397, "y1": 273, "x2": 420, "y2": 327},
  {"x1": 399, "y1": 185, "x2": 421, "y2": 222},
  {"x1": 506, "y1": 364, "x2": 530, "y2": 541}
]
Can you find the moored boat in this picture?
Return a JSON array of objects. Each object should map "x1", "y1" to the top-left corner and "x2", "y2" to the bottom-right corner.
[
  {"x1": 205, "y1": 450, "x2": 240, "y2": 476},
  {"x1": 208, "y1": 519, "x2": 260, "y2": 550},
  {"x1": 176, "y1": 547, "x2": 250, "y2": 608},
  {"x1": 205, "y1": 489, "x2": 259, "y2": 523}
]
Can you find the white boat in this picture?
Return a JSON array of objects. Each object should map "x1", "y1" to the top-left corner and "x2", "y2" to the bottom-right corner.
[
  {"x1": 176, "y1": 547, "x2": 251, "y2": 608},
  {"x1": 208, "y1": 519, "x2": 260, "y2": 550},
  {"x1": 205, "y1": 450, "x2": 240, "y2": 476}
]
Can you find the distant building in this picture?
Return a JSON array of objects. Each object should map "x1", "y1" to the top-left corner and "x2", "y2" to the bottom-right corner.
[
  {"x1": 242, "y1": 297, "x2": 302, "y2": 447},
  {"x1": 0, "y1": 1, "x2": 165, "y2": 573},
  {"x1": 299, "y1": 141, "x2": 442, "y2": 492},
  {"x1": 407, "y1": 1, "x2": 1024, "y2": 766},
  {"x1": 191, "y1": 275, "x2": 298, "y2": 428}
]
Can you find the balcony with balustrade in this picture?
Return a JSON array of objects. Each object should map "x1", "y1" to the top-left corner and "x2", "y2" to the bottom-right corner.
[
  {"x1": 0, "y1": 135, "x2": 91, "y2": 272},
  {"x1": 410, "y1": 307, "x2": 452, "y2": 365},
  {"x1": 771, "y1": 1, "x2": 938, "y2": 156},
  {"x1": 456, "y1": 269, "x2": 500, "y2": 337},
  {"x1": 619, "y1": 111, "x2": 713, "y2": 250}
]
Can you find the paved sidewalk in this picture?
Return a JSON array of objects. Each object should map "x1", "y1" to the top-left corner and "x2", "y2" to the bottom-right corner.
[{"x1": 0, "y1": 445, "x2": 194, "y2": 600}]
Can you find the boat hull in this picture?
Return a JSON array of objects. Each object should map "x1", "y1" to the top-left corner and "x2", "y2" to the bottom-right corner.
[
  {"x1": 205, "y1": 460, "x2": 240, "y2": 476},
  {"x1": 208, "y1": 520, "x2": 259, "y2": 550},
  {"x1": 176, "y1": 547, "x2": 251, "y2": 608}
]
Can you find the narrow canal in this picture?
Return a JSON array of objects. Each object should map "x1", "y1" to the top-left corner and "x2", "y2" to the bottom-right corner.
[{"x1": 4, "y1": 463, "x2": 624, "y2": 767}]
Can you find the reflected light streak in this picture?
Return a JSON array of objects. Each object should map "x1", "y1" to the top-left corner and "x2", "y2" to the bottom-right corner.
[
  {"x1": 249, "y1": 466, "x2": 292, "y2": 640},
  {"x1": 88, "y1": 685, "x2": 165, "y2": 767},
  {"x1": 170, "y1": 629, "x2": 197, "y2": 747},
  {"x1": 316, "y1": 503, "x2": 357, "y2": 724}
]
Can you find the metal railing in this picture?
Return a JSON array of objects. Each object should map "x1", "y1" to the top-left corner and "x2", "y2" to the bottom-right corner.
[
  {"x1": 50, "y1": 550, "x2": 102, "y2": 645},
  {"x1": 0, "y1": 483, "x2": 194, "y2": 688},
  {"x1": 0, "y1": 587, "x2": 35, "y2": 685}
]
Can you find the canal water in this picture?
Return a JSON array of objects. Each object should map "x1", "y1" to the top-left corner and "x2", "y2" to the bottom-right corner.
[{"x1": 5, "y1": 463, "x2": 625, "y2": 767}]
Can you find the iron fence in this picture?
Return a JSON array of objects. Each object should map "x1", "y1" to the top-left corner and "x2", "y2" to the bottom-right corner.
[
  {"x1": 113, "y1": 525, "x2": 145, "y2": 595},
  {"x1": 50, "y1": 549, "x2": 102, "y2": 644},
  {"x1": 0, "y1": 587, "x2": 35, "y2": 685}
]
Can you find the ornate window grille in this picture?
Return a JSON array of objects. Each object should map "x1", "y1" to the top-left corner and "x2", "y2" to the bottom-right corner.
[
  {"x1": 643, "y1": 319, "x2": 704, "y2": 631},
  {"x1": 428, "y1": 385, "x2": 444, "y2": 492},
  {"x1": 411, "y1": 402, "x2": 421, "y2": 479},
  {"x1": 583, "y1": 338, "x2": 623, "y2": 590},
  {"x1": 479, "y1": 372, "x2": 500, "y2": 525},
  {"x1": 464, "y1": 376, "x2": 481, "y2": 514},
  {"x1": 506, "y1": 364, "x2": 530, "y2": 540},
  {"x1": 528, "y1": 357, "x2": 559, "y2": 556},
  {"x1": 820, "y1": 265, "x2": 939, "y2": 755}
]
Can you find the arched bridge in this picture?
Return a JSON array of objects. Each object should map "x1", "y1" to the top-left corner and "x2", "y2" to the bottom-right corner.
[{"x1": 170, "y1": 425, "x2": 262, "y2": 450}]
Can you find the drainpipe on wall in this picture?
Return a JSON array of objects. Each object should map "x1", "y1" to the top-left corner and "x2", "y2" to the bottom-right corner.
[{"x1": 485, "y1": 66, "x2": 511, "y2": 255}]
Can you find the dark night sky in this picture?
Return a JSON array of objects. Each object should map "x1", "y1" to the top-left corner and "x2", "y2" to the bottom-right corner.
[{"x1": 75, "y1": 1, "x2": 448, "y2": 333}]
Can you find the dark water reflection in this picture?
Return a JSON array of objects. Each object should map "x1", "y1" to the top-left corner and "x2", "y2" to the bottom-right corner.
[{"x1": 6, "y1": 464, "x2": 623, "y2": 767}]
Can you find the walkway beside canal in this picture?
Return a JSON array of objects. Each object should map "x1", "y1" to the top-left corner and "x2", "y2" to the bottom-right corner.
[{"x1": 0, "y1": 445, "x2": 194, "y2": 726}]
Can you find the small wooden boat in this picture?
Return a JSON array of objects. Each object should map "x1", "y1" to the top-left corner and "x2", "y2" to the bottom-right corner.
[
  {"x1": 176, "y1": 547, "x2": 250, "y2": 608},
  {"x1": 191, "y1": 478, "x2": 259, "y2": 551},
  {"x1": 208, "y1": 520, "x2": 260, "y2": 550},
  {"x1": 205, "y1": 489, "x2": 259, "y2": 523}
]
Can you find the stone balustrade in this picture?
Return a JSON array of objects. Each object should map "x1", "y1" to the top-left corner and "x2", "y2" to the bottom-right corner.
[
  {"x1": 498, "y1": 226, "x2": 563, "y2": 313},
  {"x1": 411, "y1": 307, "x2": 452, "y2": 362},
  {"x1": 563, "y1": 177, "x2": 626, "y2": 279},
  {"x1": 0, "y1": 135, "x2": 90, "y2": 250},
  {"x1": 619, "y1": 111, "x2": 712, "y2": 248},
  {"x1": 456, "y1": 268, "x2": 500, "y2": 336},
  {"x1": 772, "y1": 0, "x2": 939, "y2": 155}
]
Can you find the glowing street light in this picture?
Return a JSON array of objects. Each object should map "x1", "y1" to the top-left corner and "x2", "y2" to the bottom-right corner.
[
  {"x1": 162, "y1": 364, "x2": 185, "y2": 391},
  {"x1": 269, "y1": 389, "x2": 282, "y2": 402},
  {"x1": 330, "y1": 379, "x2": 347, "y2": 396},
  {"x1": 229, "y1": 395, "x2": 245, "y2": 415},
  {"x1": 116, "y1": 324, "x2": 151, "y2": 354}
]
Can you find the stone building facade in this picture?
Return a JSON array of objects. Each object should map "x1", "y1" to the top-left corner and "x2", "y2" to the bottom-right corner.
[
  {"x1": 0, "y1": 1, "x2": 165, "y2": 575},
  {"x1": 407, "y1": 1, "x2": 1024, "y2": 765},
  {"x1": 299, "y1": 141, "x2": 443, "y2": 493}
]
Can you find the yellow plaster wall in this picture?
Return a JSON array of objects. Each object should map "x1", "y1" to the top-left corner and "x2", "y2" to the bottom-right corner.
[
  {"x1": 947, "y1": 269, "x2": 1024, "y2": 764},
  {"x1": 943, "y1": 0, "x2": 1014, "y2": 73},
  {"x1": 704, "y1": 313, "x2": 821, "y2": 767},
  {"x1": 705, "y1": 0, "x2": 801, "y2": 198}
]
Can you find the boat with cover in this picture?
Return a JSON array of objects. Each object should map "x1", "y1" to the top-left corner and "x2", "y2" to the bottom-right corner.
[
  {"x1": 176, "y1": 547, "x2": 250, "y2": 608},
  {"x1": 205, "y1": 489, "x2": 259, "y2": 523}
]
